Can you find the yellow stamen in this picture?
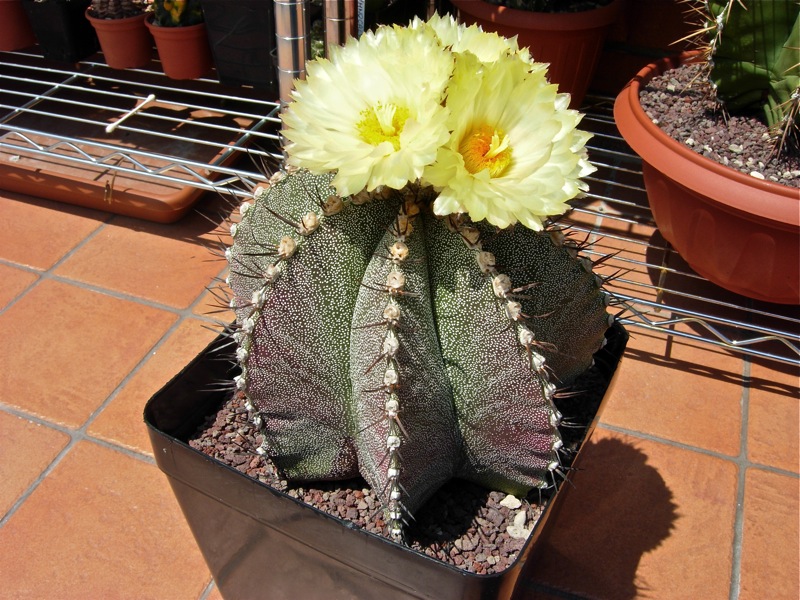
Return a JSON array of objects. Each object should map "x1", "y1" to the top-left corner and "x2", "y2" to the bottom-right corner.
[
  {"x1": 357, "y1": 103, "x2": 410, "y2": 151},
  {"x1": 460, "y1": 124, "x2": 513, "y2": 177}
]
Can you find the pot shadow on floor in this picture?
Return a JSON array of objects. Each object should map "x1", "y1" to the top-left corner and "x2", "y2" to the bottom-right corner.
[
  {"x1": 640, "y1": 230, "x2": 800, "y2": 395},
  {"x1": 513, "y1": 436, "x2": 678, "y2": 600}
]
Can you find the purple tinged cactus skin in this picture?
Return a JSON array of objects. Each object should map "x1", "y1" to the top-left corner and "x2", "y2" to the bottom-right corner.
[
  {"x1": 229, "y1": 171, "x2": 398, "y2": 481},
  {"x1": 227, "y1": 168, "x2": 610, "y2": 537}
]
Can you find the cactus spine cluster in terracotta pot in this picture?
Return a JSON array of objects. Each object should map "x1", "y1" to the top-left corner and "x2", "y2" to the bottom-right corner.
[
  {"x1": 224, "y1": 14, "x2": 615, "y2": 540},
  {"x1": 148, "y1": 0, "x2": 202, "y2": 26},
  {"x1": 88, "y1": 0, "x2": 144, "y2": 18},
  {"x1": 686, "y1": 0, "x2": 799, "y2": 152}
]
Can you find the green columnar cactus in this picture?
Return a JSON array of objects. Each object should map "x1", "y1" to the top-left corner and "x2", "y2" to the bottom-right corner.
[
  {"x1": 700, "y1": 0, "x2": 800, "y2": 150},
  {"x1": 226, "y1": 168, "x2": 611, "y2": 538}
]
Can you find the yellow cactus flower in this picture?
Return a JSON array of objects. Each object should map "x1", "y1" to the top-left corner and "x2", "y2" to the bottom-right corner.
[
  {"x1": 281, "y1": 23, "x2": 453, "y2": 196},
  {"x1": 423, "y1": 51, "x2": 595, "y2": 230},
  {"x1": 416, "y1": 13, "x2": 527, "y2": 65}
]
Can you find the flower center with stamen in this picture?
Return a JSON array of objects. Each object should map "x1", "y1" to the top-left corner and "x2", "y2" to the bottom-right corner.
[
  {"x1": 357, "y1": 103, "x2": 410, "y2": 151},
  {"x1": 460, "y1": 124, "x2": 512, "y2": 177}
]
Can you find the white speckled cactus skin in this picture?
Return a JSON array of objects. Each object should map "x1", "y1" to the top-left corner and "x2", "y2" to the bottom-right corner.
[{"x1": 226, "y1": 168, "x2": 611, "y2": 539}]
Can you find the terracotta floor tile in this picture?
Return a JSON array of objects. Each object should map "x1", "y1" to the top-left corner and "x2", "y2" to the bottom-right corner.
[
  {"x1": 0, "y1": 441, "x2": 210, "y2": 600},
  {"x1": 53, "y1": 195, "x2": 232, "y2": 309},
  {"x1": 89, "y1": 318, "x2": 222, "y2": 454},
  {"x1": 0, "y1": 280, "x2": 176, "y2": 428},
  {"x1": 747, "y1": 397, "x2": 799, "y2": 475},
  {"x1": 519, "y1": 428, "x2": 737, "y2": 600},
  {"x1": 739, "y1": 468, "x2": 800, "y2": 600},
  {"x1": 750, "y1": 354, "x2": 800, "y2": 389},
  {"x1": 0, "y1": 412, "x2": 70, "y2": 516},
  {"x1": 192, "y1": 279, "x2": 234, "y2": 323},
  {"x1": 601, "y1": 328, "x2": 745, "y2": 456},
  {"x1": 0, "y1": 264, "x2": 38, "y2": 310},
  {"x1": 746, "y1": 358, "x2": 798, "y2": 473},
  {"x1": 0, "y1": 191, "x2": 108, "y2": 270}
]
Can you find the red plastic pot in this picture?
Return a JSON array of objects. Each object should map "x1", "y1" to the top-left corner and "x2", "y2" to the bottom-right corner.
[
  {"x1": 0, "y1": 0, "x2": 36, "y2": 51},
  {"x1": 450, "y1": 0, "x2": 623, "y2": 109},
  {"x1": 145, "y1": 14, "x2": 212, "y2": 80},
  {"x1": 614, "y1": 55, "x2": 800, "y2": 305},
  {"x1": 86, "y1": 10, "x2": 153, "y2": 70}
]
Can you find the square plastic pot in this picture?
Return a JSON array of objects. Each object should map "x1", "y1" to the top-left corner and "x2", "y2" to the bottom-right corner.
[{"x1": 145, "y1": 322, "x2": 628, "y2": 600}]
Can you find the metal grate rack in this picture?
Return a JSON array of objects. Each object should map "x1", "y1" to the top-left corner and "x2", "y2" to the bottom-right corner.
[
  {"x1": 573, "y1": 96, "x2": 799, "y2": 367},
  {"x1": 0, "y1": 49, "x2": 283, "y2": 201},
  {"x1": 1, "y1": 50, "x2": 798, "y2": 367}
]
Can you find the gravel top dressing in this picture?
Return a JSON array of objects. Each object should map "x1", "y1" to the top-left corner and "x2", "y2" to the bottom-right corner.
[
  {"x1": 638, "y1": 62, "x2": 799, "y2": 188},
  {"x1": 188, "y1": 363, "x2": 609, "y2": 575}
]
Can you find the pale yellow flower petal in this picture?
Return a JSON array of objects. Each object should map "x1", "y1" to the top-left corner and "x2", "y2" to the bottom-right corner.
[
  {"x1": 424, "y1": 49, "x2": 595, "y2": 230},
  {"x1": 281, "y1": 23, "x2": 453, "y2": 196}
]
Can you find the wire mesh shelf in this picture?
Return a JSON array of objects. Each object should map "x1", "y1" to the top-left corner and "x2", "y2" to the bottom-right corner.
[
  {"x1": 0, "y1": 50, "x2": 282, "y2": 201},
  {"x1": 1, "y1": 50, "x2": 797, "y2": 366}
]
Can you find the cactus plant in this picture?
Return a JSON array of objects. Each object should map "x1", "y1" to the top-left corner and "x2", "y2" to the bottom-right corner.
[
  {"x1": 683, "y1": 0, "x2": 800, "y2": 152},
  {"x1": 148, "y1": 0, "x2": 202, "y2": 26},
  {"x1": 224, "y1": 15, "x2": 615, "y2": 540},
  {"x1": 88, "y1": 0, "x2": 145, "y2": 19}
]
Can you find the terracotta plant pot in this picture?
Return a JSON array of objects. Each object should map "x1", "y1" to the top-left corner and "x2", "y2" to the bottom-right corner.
[
  {"x1": 86, "y1": 10, "x2": 153, "y2": 70},
  {"x1": 0, "y1": 0, "x2": 36, "y2": 51},
  {"x1": 145, "y1": 323, "x2": 628, "y2": 600},
  {"x1": 614, "y1": 55, "x2": 800, "y2": 305},
  {"x1": 145, "y1": 14, "x2": 212, "y2": 80},
  {"x1": 450, "y1": 0, "x2": 623, "y2": 108}
]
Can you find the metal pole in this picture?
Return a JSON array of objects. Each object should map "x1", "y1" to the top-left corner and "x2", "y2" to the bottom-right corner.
[
  {"x1": 324, "y1": 0, "x2": 358, "y2": 54},
  {"x1": 275, "y1": 0, "x2": 311, "y2": 105}
]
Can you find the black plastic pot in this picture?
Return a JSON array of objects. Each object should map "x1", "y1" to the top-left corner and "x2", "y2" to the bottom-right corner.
[
  {"x1": 22, "y1": 0, "x2": 98, "y2": 63},
  {"x1": 145, "y1": 323, "x2": 628, "y2": 600},
  {"x1": 200, "y1": 0, "x2": 277, "y2": 91}
]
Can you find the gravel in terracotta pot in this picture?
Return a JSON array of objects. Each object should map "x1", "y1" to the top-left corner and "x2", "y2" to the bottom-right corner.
[
  {"x1": 614, "y1": 1, "x2": 800, "y2": 304},
  {"x1": 615, "y1": 55, "x2": 799, "y2": 304}
]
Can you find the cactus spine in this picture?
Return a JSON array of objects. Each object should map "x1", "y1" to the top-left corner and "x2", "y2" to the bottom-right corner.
[
  {"x1": 226, "y1": 169, "x2": 611, "y2": 540},
  {"x1": 89, "y1": 0, "x2": 146, "y2": 19},
  {"x1": 689, "y1": 0, "x2": 800, "y2": 151}
]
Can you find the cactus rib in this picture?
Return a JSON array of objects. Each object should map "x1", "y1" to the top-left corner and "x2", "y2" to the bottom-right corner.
[{"x1": 226, "y1": 168, "x2": 611, "y2": 539}]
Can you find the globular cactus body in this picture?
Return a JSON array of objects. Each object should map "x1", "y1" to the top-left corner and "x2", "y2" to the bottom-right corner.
[{"x1": 228, "y1": 168, "x2": 610, "y2": 536}]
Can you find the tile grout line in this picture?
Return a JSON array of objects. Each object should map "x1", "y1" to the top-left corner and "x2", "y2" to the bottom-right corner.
[
  {"x1": 596, "y1": 422, "x2": 798, "y2": 480},
  {"x1": 0, "y1": 261, "x2": 231, "y2": 528},
  {"x1": 68, "y1": 258, "x2": 232, "y2": 434},
  {"x1": 197, "y1": 579, "x2": 216, "y2": 600},
  {"x1": 0, "y1": 402, "x2": 159, "y2": 527},
  {"x1": 0, "y1": 214, "x2": 114, "y2": 317},
  {"x1": 0, "y1": 259, "x2": 229, "y2": 319},
  {"x1": 729, "y1": 356, "x2": 752, "y2": 600},
  {"x1": 0, "y1": 431, "x2": 79, "y2": 528}
]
